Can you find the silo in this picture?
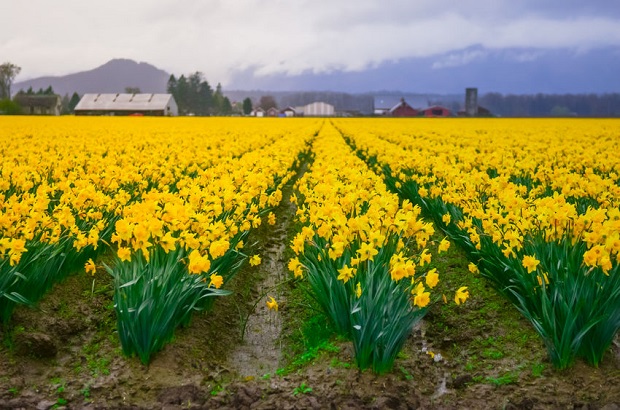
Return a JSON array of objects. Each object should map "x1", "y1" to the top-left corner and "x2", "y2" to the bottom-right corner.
[{"x1": 465, "y1": 88, "x2": 478, "y2": 116}]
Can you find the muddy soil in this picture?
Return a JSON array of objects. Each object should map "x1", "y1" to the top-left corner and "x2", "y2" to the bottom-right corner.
[{"x1": 1, "y1": 183, "x2": 619, "y2": 409}]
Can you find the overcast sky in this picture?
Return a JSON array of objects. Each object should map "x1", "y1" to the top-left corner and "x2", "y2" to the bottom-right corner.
[{"x1": 2, "y1": 0, "x2": 620, "y2": 89}]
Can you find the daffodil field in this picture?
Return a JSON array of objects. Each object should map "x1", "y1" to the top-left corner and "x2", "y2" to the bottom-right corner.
[
  {"x1": 0, "y1": 117, "x2": 319, "y2": 363},
  {"x1": 289, "y1": 122, "x2": 457, "y2": 373},
  {"x1": 1, "y1": 116, "x2": 619, "y2": 372},
  {"x1": 336, "y1": 118, "x2": 620, "y2": 369}
]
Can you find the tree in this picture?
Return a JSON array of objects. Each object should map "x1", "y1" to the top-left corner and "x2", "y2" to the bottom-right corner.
[
  {"x1": 212, "y1": 82, "x2": 225, "y2": 115},
  {"x1": 259, "y1": 95, "x2": 277, "y2": 110},
  {"x1": 167, "y1": 72, "x2": 214, "y2": 116},
  {"x1": 221, "y1": 96, "x2": 232, "y2": 115},
  {"x1": 125, "y1": 87, "x2": 141, "y2": 94},
  {"x1": 167, "y1": 74, "x2": 177, "y2": 97},
  {"x1": 0, "y1": 99, "x2": 22, "y2": 115},
  {"x1": 195, "y1": 77, "x2": 213, "y2": 116},
  {"x1": 175, "y1": 75, "x2": 190, "y2": 114},
  {"x1": 61, "y1": 94, "x2": 71, "y2": 115},
  {"x1": 550, "y1": 105, "x2": 572, "y2": 117},
  {"x1": 68, "y1": 92, "x2": 81, "y2": 113},
  {"x1": 242, "y1": 97, "x2": 253, "y2": 115},
  {"x1": 189, "y1": 72, "x2": 212, "y2": 115},
  {"x1": 0, "y1": 62, "x2": 21, "y2": 99}
]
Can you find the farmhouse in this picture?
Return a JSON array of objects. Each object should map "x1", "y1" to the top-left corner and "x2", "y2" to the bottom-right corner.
[
  {"x1": 266, "y1": 107, "x2": 279, "y2": 117},
  {"x1": 251, "y1": 107, "x2": 265, "y2": 117},
  {"x1": 280, "y1": 107, "x2": 296, "y2": 117},
  {"x1": 74, "y1": 93, "x2": 178, "y2": 116},
  {"x1": 388, "y1": 98, "x2": 418, "y2": 117},
  {"x1": 13, "y1": 93, "x2": 62, "y2": 115}
]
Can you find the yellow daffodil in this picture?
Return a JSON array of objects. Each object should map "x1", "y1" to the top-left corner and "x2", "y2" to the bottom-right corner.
[
  {"x1": 438, "y1": 238, "x2": 450, "y2": 253},
  {"x1": 522, "y1": 255, "x2": 540, "y2": 273},
  {"x1": 249, "y1": 254, "x2": 261, "y2": 266},
  {"x1": 337, "y1": 265, "x2": 355, "y2": 283},
  {"x1": 425, "y1": 268, "x2": 439, "y2": 288},
  {"x1": 454, "y1": 286, "x2": 470, "y2": 305},
  {"x1": 84, "y1": 258, "x2": 97, "y2": 275},
  {"x1": 209, "y1": 274, "x2": 224, "y2": 289},
  {"x1": 266, "y1": 296, "x2": 278, "y2": 311},
  {"x1": 357, "y1": 242, "x2": 378, "y2": 262}
]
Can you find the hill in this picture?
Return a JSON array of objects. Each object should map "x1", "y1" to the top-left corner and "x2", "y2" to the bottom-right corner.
[{"x1": 13, "y1": 59, "x2": 170, "y2": 96}]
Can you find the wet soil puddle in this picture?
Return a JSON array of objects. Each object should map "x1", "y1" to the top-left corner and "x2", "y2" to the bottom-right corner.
[{"x1": 227, "y1": 183, "x2": 298, "y2": 379}]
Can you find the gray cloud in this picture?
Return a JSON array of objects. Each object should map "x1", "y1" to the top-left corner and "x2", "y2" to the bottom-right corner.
[{"x1": 2, "y1": 0, "x2": 619, "y2": 84}]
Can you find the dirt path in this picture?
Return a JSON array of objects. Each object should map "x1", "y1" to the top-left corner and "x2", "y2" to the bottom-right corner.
[
  {"x1": 226, "y1": 155, "x2": 307, "y2": 380},
  {"x1": 227, "y1": 217, "x2": 290, "y2": 379}
]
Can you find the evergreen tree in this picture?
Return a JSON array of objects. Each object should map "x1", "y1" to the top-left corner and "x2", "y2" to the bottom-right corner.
[
  {"x1": 212, "y1": 83, "x2": 224, "y2": 115},
  {"x1": 176, "y1": 75, "x2": 189, "y2": 115},
  {"x1": 68, "y1": 92, "x2": 81, "y2": 113},
  {"x1": 221, "y1": 96, "x2": 232, "y2": 115},
  {"x1": 196, "y1": 78, "x2": 213, "y2": 116},
  {"x1": 167, "y1": 72, "x2": 216, "y2": 116},
  {"x1": 242, "y1": 97, "x2": 253, "y2": 115}
]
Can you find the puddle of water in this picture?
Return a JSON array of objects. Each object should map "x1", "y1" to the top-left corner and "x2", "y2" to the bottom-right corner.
[{"x1": 227, "y1": 198, "x2": 294, "y2": 378}]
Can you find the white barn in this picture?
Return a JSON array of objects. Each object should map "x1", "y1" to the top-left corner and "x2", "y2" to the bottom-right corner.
[
  {"x1": 303, "y1": 101, "x2": 334, "y2": 116},
  {"x1": 74, "y1": 93, "x2": 178, "y2": 116}
]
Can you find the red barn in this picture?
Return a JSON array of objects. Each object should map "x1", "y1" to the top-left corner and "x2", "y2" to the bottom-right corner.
[
  {"x1": 389, "y1": 98, "x2": 418, "y2": 117},
  {"x1": 421, "y1": 105, "x2": 451, "y2": 117}
]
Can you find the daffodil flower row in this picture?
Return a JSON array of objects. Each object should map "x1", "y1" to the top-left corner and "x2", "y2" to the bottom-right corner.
[
  {"x1": 289, "y1": 120, "x2": 465, "y2": 373},
  {"x1": 290, "y1": 121, "x2": 442, "y2": 307},
  {"x1": 336, "y1": 118, "x2": 620, "y2": 275}
]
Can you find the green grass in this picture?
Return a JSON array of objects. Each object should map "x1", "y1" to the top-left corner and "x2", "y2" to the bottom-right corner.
[
  {"x1": 292, "y1": 382, "x2": 313, "y2": 396},
  {"x1": 485, "y1": 372, "x2": 519, "y2": 386},
  {"x1": 278, "y1": 280, "x2": 342, "y2": 375}
]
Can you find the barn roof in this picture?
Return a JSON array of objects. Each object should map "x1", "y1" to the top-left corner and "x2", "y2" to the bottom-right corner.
[
  {"x1": 75, "y1": 93, "x2": 175, "y2": 111},
  {"x1": 389, "y1": 98, "x2": 417, "y2": 113}
]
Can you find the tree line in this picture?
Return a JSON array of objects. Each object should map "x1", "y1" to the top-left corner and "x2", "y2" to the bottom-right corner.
[
  {"x1": 167, "y1": 72, "x2": 240, "y2": 116},
  {"x1": 478, "y1": 93, "x2": 620, "y2": 117}
]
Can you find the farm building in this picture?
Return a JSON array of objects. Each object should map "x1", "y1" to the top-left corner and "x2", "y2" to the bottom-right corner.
[
  {"x1": 303, "y1": 102, "x2": 334, "y2": 116},
  {"x1": 13, "y1": 93, "x2": 62, "y2": 115},
  {"x1": 388, "y1": 98, "x2": 419, "y2": 117},
  {"x1": 280, "y1": 107, "x2": 296, "y2": 117},
  {"x1": 251, "y1": 107, "x2": 265, "y2": 117},
  {"x1": 74, "y1": 93, "x2": 178, "y2": 116},
  {"x1": 266, "y1": 107, "x2": 279, "y2": 117},
  {"x1": 421, "y1": 105, "x2": 451, "y2": 117},
  {"x1": 374, "y1": 95, "x2": 428, "y2": 115}
]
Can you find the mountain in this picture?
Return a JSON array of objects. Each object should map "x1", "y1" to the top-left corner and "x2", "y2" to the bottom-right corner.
[
  {"x1": 13, "y1": 59, "x2": 170, "y2": 96},
  {"x1": 227, "y1": 46, "x2": 620, "y2": 95}
]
